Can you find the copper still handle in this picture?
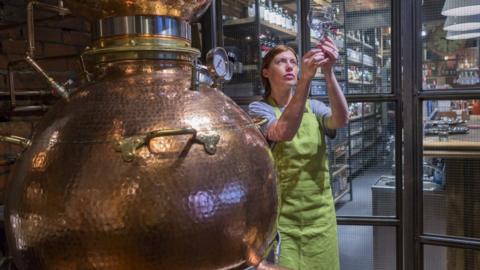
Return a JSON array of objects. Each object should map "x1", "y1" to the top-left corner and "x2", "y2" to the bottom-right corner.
[
  {"x1": 114, "y1": 128, "x2": 220, "y2": 162},
  {"x1": 0, "y1": 135, "x2": 32, "y2": 149}
]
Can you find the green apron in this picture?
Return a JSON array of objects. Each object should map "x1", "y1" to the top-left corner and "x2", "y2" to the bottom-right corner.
[{"x1": 268, "y1": 97, "x2": 340, "y2": 270}]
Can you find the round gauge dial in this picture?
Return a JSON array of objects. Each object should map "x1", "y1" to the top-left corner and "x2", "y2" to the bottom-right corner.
[
  {"x1": 206, "y1": 47, "x2": 231, "y2": 82},
  {"x1": 213, "y1": 54, "x2": 227, "y2": 77},
  {"x1": 224, "y1": 61, "x2": 234, "y2": 81}
]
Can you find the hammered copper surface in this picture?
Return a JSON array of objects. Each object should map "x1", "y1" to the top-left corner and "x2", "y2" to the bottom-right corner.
[
  {"x1": 6, "y1": 62, "x2": 278, "y2": 270},
  {"x1": 63, "y1": 0, "x2": 212, "y2": 21}
]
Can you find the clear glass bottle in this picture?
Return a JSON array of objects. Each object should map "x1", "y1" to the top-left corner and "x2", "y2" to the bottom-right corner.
[
  {"x1": 247, "y1": 0, "x2": 255, "y2": 18},
  {"x1": 278, "y1": 7, "x2": 284, "y2": 27},
  {"x1": 259, "y1": 0, "x2": 265, "y2": 19},
  {"x1": 273, "y1": 3, "x2": 280, "y2": 25},
  {"x1": 293, "y1": 14, "x2": 297, "y2": 33},
  {"x1": 277, "y1": 6, "x2": 283, "y2": 27},
  {"x1": 265, "y1": 0, "x2": 272, "y2": 23},
  {"x1": 283, "y1": 9, "x2": 289, "y2": 30}
]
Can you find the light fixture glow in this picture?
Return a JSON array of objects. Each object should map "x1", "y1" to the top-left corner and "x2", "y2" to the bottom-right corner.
[
  {"x1": 442, "y1": 0, "x2": 480, "y2": 17},
  {"x1": 444, "y1": 14, "x2": 480, "y2": 31},
  {"x1": 446, "y1": 29, "x2": 480, "y2": 40}
]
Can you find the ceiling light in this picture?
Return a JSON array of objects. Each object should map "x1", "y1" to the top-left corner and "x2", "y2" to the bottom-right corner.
[
  {"x1": 444, "y1": 14, "x2": 480, "y2": 31},
  {"x1": 442, "y1": 0, "x2": 480, "y2": 17},
  {"x1": 446, "y1": 29, "x2": 480, "y2": 40}
]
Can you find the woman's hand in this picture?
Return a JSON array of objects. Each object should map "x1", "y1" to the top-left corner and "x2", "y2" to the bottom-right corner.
[
  {"x1": 317, "y1": 36, "x2": 339, "y2": 74},
  {"x1": 300, "y1": 49, "x2": 326, "y2": 81}
]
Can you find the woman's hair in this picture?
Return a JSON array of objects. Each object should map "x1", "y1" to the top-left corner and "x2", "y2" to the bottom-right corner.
[{"x1": 261, "y1": 45, "x2": 298, "y2": 98}]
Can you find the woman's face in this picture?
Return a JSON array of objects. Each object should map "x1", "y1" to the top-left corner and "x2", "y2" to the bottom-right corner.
[{"x1": 263, "y1": 50, "x2": 299, "y2": 91}]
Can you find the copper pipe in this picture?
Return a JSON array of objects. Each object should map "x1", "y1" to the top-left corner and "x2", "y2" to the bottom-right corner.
[
  {"x1": 79, "y1": 55, "x2": 92, "y2": 82},
  {"x1": 27, "y1": 1, "x2": 35, "y2": 57},
  {"x1": 34, "y1": 1, "x2": 71, "y2": 16},
  {"x1": 0, "y1": 135, "x2": 32, "y2": 149},
  {"x1": 190, "y1": 58, "x2": 199, "y2": 91},
  {"x1": 25, "y1": 55, "x2": 69, "y2": 100},
  {"x1": 0, "y1": 91, "x2": 51, "y2": 97},
  {"x1": 8, "y1": 54, "x2": 81, "y2": 67},
  {"x1": 12, "y1": 105, "x2": 50, "y2": 113},
  {"x1": 6, "y1": 54, "x2": 79, "y2": 109},
  {"x1": 24, "y1": 1, "x2": 71, "y2": 100},
  {"x1": 27, "y1": 1, "x2": 71, "y2": 57},
  {"x1": 8, "y1": 68, "x2": 16, "y2": 108}
]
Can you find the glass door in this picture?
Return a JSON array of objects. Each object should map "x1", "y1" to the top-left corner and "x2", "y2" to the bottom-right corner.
[
  {"x1": 306, "y1": 1, "x2": 399, "y2": 269},
  {"x1": 217, "y1": 0, "x2": 400, "y2": 269},
  {"x1": 404, "y1": 0, "x2": 480, "y2": 269}
]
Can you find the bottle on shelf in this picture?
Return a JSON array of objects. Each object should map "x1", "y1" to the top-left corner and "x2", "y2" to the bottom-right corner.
[
  {"x1": 273, "y1": 3, "x2": 280, "y2": 26},
  {"x1": 265, "y1": 0, "x2": 272, "y2": 23},
  {"x1": 260, "y1": 34, "x2": 268, "y2": 58},
  {"x1": 259, "y1": 31, "x2": 279, "y2": 58},
  {"x1": 280, "y1": 7, "x2": 285, "y2": 29},
  {"x1": 247, "y1": 0, "x2": 255, "y2": 18},
  {"x1": 269, "y1": 0, "x2": 276, "y2": 24},
  {"x1": 259, "y1": 0, "x2": 265, "y2": 19},
  {"x1": 293, "y1": 14, "x2": 298, "y2": 33},
  {"x1": 285, "y1": 10, "x2": 292, "y2": 31}
]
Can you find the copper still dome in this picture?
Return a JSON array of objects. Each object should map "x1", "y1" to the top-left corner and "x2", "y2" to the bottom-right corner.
[
  {"x1": 62, "y1": 0, "x2": 212, "y2": 21},
  {"x1": 4, "y1": 1, "x2": 279, "y2": 269}
]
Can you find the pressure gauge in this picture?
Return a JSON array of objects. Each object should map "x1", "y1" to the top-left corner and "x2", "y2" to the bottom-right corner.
[
  {"x1": 224, "y1": 61, "x2": 234, "y2": 81},
  {"x1": 206, "y1": 47, "x2": 232, "y2": 83}
]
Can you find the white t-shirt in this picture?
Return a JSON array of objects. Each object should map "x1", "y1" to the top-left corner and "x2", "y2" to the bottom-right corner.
[{"x1": 248, "y1": 99, "x2": 336, "y2": 139}]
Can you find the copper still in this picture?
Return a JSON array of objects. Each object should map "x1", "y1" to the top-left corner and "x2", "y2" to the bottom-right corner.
[{"x1": 3, "y1": 1, "x2": 279, "y2": 269}]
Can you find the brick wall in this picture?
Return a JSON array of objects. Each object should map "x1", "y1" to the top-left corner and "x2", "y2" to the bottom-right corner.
[{"x1": 0, "y1": 0, "x2": 90, "y2": 202}]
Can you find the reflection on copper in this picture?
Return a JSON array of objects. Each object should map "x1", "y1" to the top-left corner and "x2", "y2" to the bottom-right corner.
[
  {"x1": 25, "y1": 182, "x2": 44, "y2": 202},
  {"x1": 149, "y1": 136, "x2": 176, "y2": 153},
  {"x1": 142, "y1": 66, "x2": 153, "y2": 73},
  {"x1": 46, "y1": 130, "x2": 59, "y2": 150},
  {"x1": 124, "y1": 67, "x2": 135, "y2": 75},
  {"x1": 188, "y1": 190, "x2": 217, "y2": 221},
  {"x1": 110, "y1": 119, "x2": 125, "y2": 140},
  {"x1": 32, "y1": 152, "x2": 47, "y2": 171},
  {"x1": 120, "y1": 180, "x2": 139, "y2": 197},
  {"x1": 244, "y1": 227, "x2": 263, "y2": 266},
  {"x1": 136, "y1": 146, "x2": 153, "y2": 160},
  {"x1": 9, "y1": 214, "x2": 25, "y2": 250},
  {"x1": 246, "y1": 248, "x2": 263, "y2": 267},
  {"x1": 219, "y1": 182, "x2": 245, "y2": 204},
  {"x1": 185, "y1": 114, "x2": 212, "y2": 130},
  {"x1": 78, "y1": 91, "x2": 89, "y2": 97},
  {"x1": 94, "y1": 196, "x2": 126, "y2": 231}
]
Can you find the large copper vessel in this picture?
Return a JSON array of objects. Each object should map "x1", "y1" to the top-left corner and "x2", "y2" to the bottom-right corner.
[{"x1": 4, "y1": 1, "x2": 278, "y2": 269}]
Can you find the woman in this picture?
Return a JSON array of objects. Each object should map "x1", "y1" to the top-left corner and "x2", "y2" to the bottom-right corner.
[{"x1": 249, "y1": 37, "x2": 349, "y2": 270}]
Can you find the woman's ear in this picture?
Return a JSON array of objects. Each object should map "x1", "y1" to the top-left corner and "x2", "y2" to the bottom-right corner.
[{"x1": 262, "y1": 68, "x2": 269, "y2": 79}]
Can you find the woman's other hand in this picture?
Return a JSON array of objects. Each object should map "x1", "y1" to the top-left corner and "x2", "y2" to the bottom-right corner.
[
  {"x1": 317, "y1": 36, "x2": 339, "y2": 74},
  {"x1": 300, "y1": 49, "x2": 326, "y2": 81}
]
